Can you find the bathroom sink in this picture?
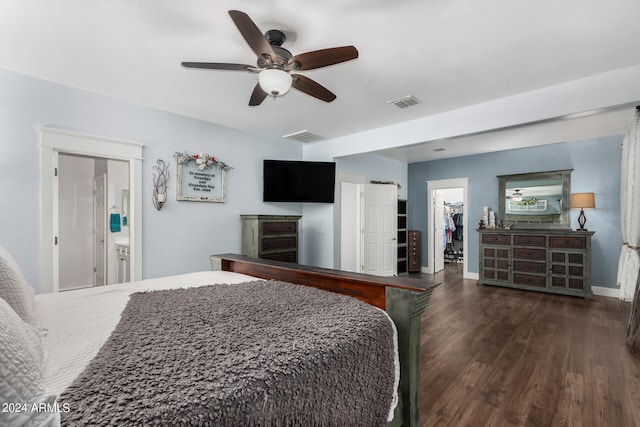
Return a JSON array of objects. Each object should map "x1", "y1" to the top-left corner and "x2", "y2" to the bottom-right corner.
[{"x1": 114, "y1": 237, "x2": 130, "y2": 247}]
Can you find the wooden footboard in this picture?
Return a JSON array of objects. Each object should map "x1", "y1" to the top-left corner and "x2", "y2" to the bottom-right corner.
[{"x1": 210, "y1": 254, "x2": 437, "y2": 427}]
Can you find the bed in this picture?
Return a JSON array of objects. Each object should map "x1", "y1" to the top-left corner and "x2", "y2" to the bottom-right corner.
[{"x1": 0, "y1": 248, "x2": 435, "y2": 427}]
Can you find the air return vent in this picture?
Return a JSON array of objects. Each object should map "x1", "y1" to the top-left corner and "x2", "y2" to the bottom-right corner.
[
  {"x1": 387, "y1": 95, "x2": 421, "y2": 109},
  {"x1": 283, "y1": 130, "x2": 325, "y2": 143}
]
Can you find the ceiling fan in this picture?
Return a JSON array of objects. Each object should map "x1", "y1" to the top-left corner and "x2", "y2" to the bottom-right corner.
[{"x1": 181, "y1": 10, "x2": 359, "y2": 106}]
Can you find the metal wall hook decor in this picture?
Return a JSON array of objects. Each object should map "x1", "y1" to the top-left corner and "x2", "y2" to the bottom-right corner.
[{"x1": 153, "y1": 159, "x2": 169, "y2": 210}]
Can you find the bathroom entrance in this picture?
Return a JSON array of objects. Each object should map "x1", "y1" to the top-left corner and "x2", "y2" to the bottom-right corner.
[
  {"x1": 40, "y1": 127, "x2": 143, "y2": 294},
  {"x1": 57, "y1": 153, "x2": 129, "y2": 290}
]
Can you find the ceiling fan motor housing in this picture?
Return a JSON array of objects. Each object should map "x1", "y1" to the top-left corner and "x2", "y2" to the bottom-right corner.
[{"x1": 257, "y1": 30, "x2": 294, "y2": 70}]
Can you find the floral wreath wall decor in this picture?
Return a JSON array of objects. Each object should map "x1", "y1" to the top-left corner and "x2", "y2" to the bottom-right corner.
[{"x1": 174, "y1": 152, "x2": 233, "y2": 203}]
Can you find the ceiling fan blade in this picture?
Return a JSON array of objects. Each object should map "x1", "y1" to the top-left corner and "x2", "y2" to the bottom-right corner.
[
  {"x1": 228, "y1": 10, "x2": 275, "y2": 61},
  {"x1": 291, "y1": 74, "x2": 336, "y2": 102},
  {"x1": 291, "y1": 46, "x2": 358, "y2": 71},
  {"x1": 249, "y1": 83, "x2": 268, "y2": 106},
  {"x1": 181, "y1": 62, "x2": 254, "y2": 71}
]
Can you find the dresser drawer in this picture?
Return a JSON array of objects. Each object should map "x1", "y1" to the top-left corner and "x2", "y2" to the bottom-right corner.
[
  {"x1": 549, "y1": 236, "x2": 586, "y2": 249},
  {"x1": 262, "y1": 251, "x2": 297, "y2": 262},
  {"x1": 513, "y1": 247, "x2": 546, "y2": 261},
  {"x1": 482, "y1": 234, "x2": 511, "y2": 245},
  {"x1": 261, "y1": 236, "x2": 296, "y2": 251},
  {"x1": 513, "y1": 273, "x2": 546, "y2": 288},
  {"x1": 513, "y1": 235, "x2": 546, "y2": 247},
  {"x1": 262, "y1": 221, "x2": 297, "y2": 235},
  {"x1": 513, "y1": 260, "x2": 546, "y2": 274}
]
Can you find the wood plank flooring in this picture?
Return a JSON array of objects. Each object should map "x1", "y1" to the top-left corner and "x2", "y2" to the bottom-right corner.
[{"x1": 418, "y1": 264, "x2": 640, "y2": 427}]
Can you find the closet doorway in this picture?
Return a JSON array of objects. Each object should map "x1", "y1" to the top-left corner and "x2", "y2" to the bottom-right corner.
[
  {"x1": 339, "y1": 171, "x2": 398, "y2": 276},
  {"x1": 426, "y1": 178, "x2": 469, "y2": 278},
  {"x1": 40, "y1": 128, "x2": 143, "y2": 293}
]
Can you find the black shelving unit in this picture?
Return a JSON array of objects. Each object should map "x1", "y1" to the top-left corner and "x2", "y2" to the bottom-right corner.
[{"x1": 397, "y1": 199, "x2": 408, "y2": 275}]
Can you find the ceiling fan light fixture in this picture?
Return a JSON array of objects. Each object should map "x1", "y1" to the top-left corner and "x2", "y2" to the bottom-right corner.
[
  {"x1": 258, "y1": 69, "x2": 292, "y2": 97},
  {"x1": 511, "y1": 190, "x2": 523, "y2": 202}
]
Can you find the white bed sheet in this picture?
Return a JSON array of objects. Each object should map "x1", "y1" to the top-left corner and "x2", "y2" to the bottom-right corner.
[
  {"x1": 35, "y1": 271, "x2": 256, "y2": 395},
  {"x1": 34, "y1": 271, "x2": 399, "y2": 421}
]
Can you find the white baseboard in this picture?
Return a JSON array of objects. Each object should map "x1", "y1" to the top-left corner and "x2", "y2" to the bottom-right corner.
[
  {"x1": 420, "y1": 266, "x2": 479, "y2": 281},
  {"x1": 465, "y1": 272, "x2": 479, "y2": 280},
  {"x1": 592, "y1": 286, "x2": 620, "y2": 298}
]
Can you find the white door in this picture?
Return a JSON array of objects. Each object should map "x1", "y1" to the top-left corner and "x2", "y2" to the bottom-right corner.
[
  {"x1": 93, "y1": 175, "x2": 107, "y2": 286},
  {"x1": 434, "y1": 189, "x2": 445, "y2": 273},
  {"x1": 363, "y1": 184, "x2": 397, "y2": 276},
  {"x1": 58, "y1": 154, "x2": 96, "y2": 290}
]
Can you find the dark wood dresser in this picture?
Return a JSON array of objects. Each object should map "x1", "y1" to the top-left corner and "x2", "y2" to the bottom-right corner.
[
  {"x1": 407, "y1": 230, "x2": 421, "y2": 273},
  {"x1": 478, "y1": 229, "x2": 594, "y2": 297},
  {"x1": 240, "y1": 215, "x2": 302, "y2": 263}
]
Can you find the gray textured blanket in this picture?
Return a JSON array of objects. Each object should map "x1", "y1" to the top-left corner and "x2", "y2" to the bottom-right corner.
[{"x1": 59, "y1": 280, "x2": 395, "y2": 426}]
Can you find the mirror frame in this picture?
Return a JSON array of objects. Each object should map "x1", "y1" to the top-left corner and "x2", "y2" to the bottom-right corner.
[{"x1": 498, "y1": 169, "x2": 573, "y2": 229}]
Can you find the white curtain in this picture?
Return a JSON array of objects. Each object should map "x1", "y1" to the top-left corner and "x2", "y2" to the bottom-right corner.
[{"x1": 617, "y1": 108, "x2": 640, "y2": 301}]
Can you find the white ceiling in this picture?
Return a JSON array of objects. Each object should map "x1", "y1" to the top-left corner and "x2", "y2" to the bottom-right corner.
[{"x1": 1, "y1": 0, "x2": 639, "y2": 161}]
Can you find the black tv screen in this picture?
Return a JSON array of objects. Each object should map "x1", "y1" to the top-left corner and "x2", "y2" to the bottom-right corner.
[{"x1": 263, "y1": 160, "x2": 336, "y2": 203}]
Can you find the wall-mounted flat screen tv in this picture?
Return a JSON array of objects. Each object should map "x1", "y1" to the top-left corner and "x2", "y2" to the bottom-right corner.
[{"x1": 263, "y1": 160, "x2": 336, "y2": 203}]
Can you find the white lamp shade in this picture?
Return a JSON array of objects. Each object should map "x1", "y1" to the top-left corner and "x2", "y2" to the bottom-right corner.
[{"x1": 258, "y1": 69, "x2": 292, "y2": 97}]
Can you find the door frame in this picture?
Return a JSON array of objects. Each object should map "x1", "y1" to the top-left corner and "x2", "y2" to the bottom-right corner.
[
  {"x1": 433, "y1": 188, "x2": 445, "y2": 273},
  {"x1": 93, "y1": 174, "x2": 107, "y2": 287},
  {"x1": 338, "y1": 171, "x2": 365, "y2": 272},
  {"x1": 40, "y1": 127, "x2": 143, "y2": 293},
  {"x1": 426, "y1": 178, "x2": 470, "y2": 277}
]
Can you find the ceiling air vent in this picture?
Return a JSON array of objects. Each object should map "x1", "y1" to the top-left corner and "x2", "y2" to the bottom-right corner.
[
  {"x1": 387, "y1": 95, "x2": 421, "y2": 109},
  {"x1": 283, "y1": 130, "x2": 325, "y2": 143}
]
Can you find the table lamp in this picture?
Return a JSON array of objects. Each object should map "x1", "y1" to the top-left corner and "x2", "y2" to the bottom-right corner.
[{"x1": 571, "y1": 192, "x2": 596, "y2": 231}]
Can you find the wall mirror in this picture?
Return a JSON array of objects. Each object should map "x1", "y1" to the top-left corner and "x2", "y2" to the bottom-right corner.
[{"x1": 498, "y1": 169, "x2": 572, "y2": 229}]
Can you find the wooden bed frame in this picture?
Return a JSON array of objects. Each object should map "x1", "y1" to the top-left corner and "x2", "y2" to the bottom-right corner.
[{"x1": 210, "y1": 254, "x2": 437, "y2": 427}]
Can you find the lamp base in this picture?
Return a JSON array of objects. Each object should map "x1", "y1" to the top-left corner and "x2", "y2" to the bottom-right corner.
[{"x1": 576, "y1": 208, "x2": 587, "y2": 231}]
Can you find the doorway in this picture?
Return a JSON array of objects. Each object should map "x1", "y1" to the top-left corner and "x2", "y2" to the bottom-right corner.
[
  {"x1": 40, "y1": 127, "x2": 143, "y2": 293},
  {"x1": 426, "y1": 178, "x2": 470, "y2": 278},
  {"x1": 57, "y1": 153, "x2": 130, "y2": 290},
  {"x1": 339, "y1": 173, "x2": 398, "y2": 276},
  {"x1": 440, "y1": 188, "x2": 464, "y2": 273},
  {"x1": 340, "y1": 180, "x2": 362, "y2": 272}
]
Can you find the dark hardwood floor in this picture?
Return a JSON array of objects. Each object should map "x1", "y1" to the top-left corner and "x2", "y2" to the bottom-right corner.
[{"x1": 417, "y1": 263, "x2": 640, "y2": 427}]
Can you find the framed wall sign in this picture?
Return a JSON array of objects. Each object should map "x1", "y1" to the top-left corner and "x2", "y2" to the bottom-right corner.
[{"x1": 175, "y1": 152, "x2": 232, "y2": 203}]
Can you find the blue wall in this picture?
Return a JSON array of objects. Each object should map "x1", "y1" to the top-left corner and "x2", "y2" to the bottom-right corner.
[
  {"x1": 408, "y1": 135, "x2": 623, "y2": 289},
  {"x1": 0, "y1": 68, "x2": 303, "y2": 293}
]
